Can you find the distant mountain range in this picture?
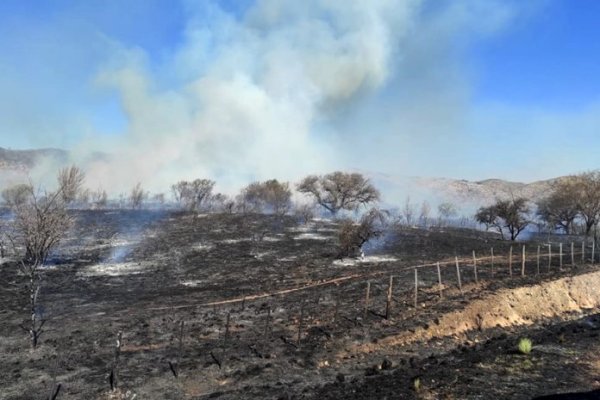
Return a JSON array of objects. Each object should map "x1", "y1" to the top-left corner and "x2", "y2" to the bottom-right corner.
[
  {"x1": 0, "y1": 147, "x2": 564, "y2": 211},
  {"x1": 362, "y1": 172, "x2": 565, "y2": 212}
]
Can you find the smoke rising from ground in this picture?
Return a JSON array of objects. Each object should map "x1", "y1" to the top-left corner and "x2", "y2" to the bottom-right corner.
[
  {"x1": 3, "y1": 0, "x2": 547, "y2": 204},
  {"x1": 40, "y1": 0, "x2": 517, "y2": 198},
  {"x1": 72, "y1": 0, "x2": 415, "y2": 195}
]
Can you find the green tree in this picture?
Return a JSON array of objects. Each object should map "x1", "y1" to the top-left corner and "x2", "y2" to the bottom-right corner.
[{"x1": 476, "y1": 197, "x2": 530, "y2": 241}]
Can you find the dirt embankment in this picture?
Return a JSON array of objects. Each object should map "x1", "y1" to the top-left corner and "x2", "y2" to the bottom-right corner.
[{"x1": 370, "y1": 269, "x2": 600, "y2": 348}]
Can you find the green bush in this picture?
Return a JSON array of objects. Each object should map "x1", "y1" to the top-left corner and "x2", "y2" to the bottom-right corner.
[{"x1": 517, "y1": 338, "x2": 533, "y2": 355}]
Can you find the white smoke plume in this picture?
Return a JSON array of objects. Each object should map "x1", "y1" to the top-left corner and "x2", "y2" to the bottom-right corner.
[
  {"x1": 17, "y1": 0, "x2": 524, "y2": 200},
  {"x1": 72, "y1": 0, "x2": 421, "y2": 195}
]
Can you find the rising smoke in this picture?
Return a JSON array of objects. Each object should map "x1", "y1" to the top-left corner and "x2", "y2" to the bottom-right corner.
[{"x1": 24, "y1": 0, "x2": 521, "y2": 199}]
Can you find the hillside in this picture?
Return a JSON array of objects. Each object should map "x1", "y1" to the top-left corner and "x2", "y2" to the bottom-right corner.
[
  {"x1": 0, "y1": 147, "x2": 567, "y2": 208},
  {"x1": 366, "y1": 172, "x2": 565, "y2": 211}
]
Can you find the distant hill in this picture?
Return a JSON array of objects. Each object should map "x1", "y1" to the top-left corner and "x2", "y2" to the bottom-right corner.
[
  {"x1": 0, "y1": 147, "x2": 570, "y2": 212},
  {"x1": 364, "y1": 172, "x2": 568, "y2": 213}
]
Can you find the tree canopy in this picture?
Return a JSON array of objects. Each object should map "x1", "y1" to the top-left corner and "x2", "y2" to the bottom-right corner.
[{"x1": 297, "y1": 171, "x2": 379, "y2": 215}]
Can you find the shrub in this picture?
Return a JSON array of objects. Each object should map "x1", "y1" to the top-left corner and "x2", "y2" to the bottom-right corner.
[
  {"x1": 517, "y1": 337, "x2": 533, "y2": 355},
  {"x1": 337, "y1": 208, "x2": 388, "y2": 258}
]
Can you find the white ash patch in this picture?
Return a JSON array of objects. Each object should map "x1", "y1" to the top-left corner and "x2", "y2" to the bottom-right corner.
[
  {"x1": 316, "y1": 227, "x2": 338, "y2": 232},
  {"x1": 287, "y1": 223, "x2": 316, "y2": 233},
  {"x1": 262, "y1": 236, "x2": 283, "y2": 242},
  {"x1": 79, "y1": 262, "x2": 152, "y2": 277},
  {"x1": 332, "y1": 255, "x2": 398, "y2": 267},
  {"x1": 219, "y1": 238, "x2": 252, "y2": 244},
  {"x1": 279, "y1": 256, "x2": 297, "y2": 262},
  {"x1": 294, "y1": 233, "x2": 330, "y2": 241},
  {"x1": 312, "y1": 218, "x2": 332, "y2": 222},
  {"x1": 180, "y1": 280, "x2": 204, "y2": 287},
  {"x1": 182, "y1": 213, "x2": 209, "y2": 219},
  {"x1": 332, "y1": 258, "x2": 356, "y2": 267},
  {"x1": 362, "y1": 255, "x2": 398, "y2": 263},
  {"x1": 87, "y1": 239, "x2": 136, "y2": 251},
  {"x1": 191, "y1": 243, "x2": 213, "y2": 251}
]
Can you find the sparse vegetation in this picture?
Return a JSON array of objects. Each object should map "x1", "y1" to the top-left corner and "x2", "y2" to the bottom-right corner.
[
  {"x1": 171, "y1": 179, "x2": 215, "y2": 211},
  {"x1": 437, "y1": 202, "x2": 457, "y2": 227},
  {"x1": 129, "y1": 183, "x2": 147, "y2": 209},
  {"x1": 57, "y1": 165, "x2": 85, "y2": 205}
]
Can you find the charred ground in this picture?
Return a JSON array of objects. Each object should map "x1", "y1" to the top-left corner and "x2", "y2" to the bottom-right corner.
[{"x1": 1, "y1": 210, "x2": 599, "y2": 399}]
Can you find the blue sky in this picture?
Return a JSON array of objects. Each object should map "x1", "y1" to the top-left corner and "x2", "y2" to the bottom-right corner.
[{"x1": 0, "y1": 0, "x2": 598, "y2": 189}]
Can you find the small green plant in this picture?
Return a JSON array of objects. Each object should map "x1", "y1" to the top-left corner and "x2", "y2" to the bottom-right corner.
[
  {"x1": 517, "y1": 337, "x2": 533, "y2": 355},
  {"x1": 413, "y1": 377, "x2": 421, "y2": 392}
]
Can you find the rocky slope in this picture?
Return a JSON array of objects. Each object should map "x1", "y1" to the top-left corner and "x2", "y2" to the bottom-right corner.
[{"x1": 366, "y1": 172, "x2": 567, "y2": 211}]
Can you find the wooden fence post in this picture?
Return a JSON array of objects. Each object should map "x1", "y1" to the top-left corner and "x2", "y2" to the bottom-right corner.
[
  {"x1": 548, "y1": 244, "x2": 552, "y2": 271},
  {"x1": 491, "y1": 247, "x2": 495, "y2": 277},
  {"x1": 385, "y1": 276, "x2": 394, "y2": 320},
  {"x1": 560, "y1": 243, "x2": 563, "y2": 269},
  {"x1": 536, "y1": 245, "x2": 540, "y2": 275},
  {"x1": 571, "y1": 242, "x2": 575, "y2": 266},
  {"x1": 364, "y1": 281, "x2": 371, "y2": 318},
  {"x1": 264, "y1": 307, "x2": 271, "y2": 339},
  {"x1": 472, "y1": 251, "x2": 478, "y2": 283},
  {"x1": 297, "y1": 302, "x2": 305, "y2": 346},
  {"x1": 333, "y1": 289, "x2": 340, "y2": 323},
  {"x1": 593, "y1": 241, "x2": 596, "y2": 265},
  {"x1": 455, "y1": 256, "x2": 463, "y2": 294},
  {"x1": 582, "y1": 241, "x2": 585, "y2": 264},
  {"x1": 224, "y1": 313, "x2": 231, "y2": 344},
  {"x1": 437, "y1": 262, "x2": 443, "y2": 299},
  {"x1": 509, "y1": 246, "x2": 513, "y2": 277},
  {"x1": 518, "y1": 245, "x2": 524, "y2": 277},
  {"x1": 414, "y1": 269, "x2": 418, "y2": 309},
  {"x1": 110, "y1": 331, "x2": 123, "y2": 391}
]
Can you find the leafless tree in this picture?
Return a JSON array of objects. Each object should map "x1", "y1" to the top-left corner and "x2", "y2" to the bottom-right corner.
[
  {"x1": 263, "y1": 180, "x2": 292, "y2": 215},
  {"x1": 236, "y1": 182, "x2": 263, "y2": 213},
  {"x1": 294, "y1": 203, "x2": 317, "y2": 225},
  {"x1": 170, "y1": 181, "x2": 186, "y2": 206},
  {"x1": 337, "y1": 208, "x2": 388, "y2": 258},
  {"x1": 206, "y1": 193, "x2": 234, "y2": 213},
  {"x1": 2, "y1": 183, "x2": 31, "y2": 208},
  {"x1": 237, "y1": 179, "x2": 292, "y2": 216},
  {"x1": 57, "y1": 165, "x2": 85, "y2": 204},
  {"x1": 437, "y1": 202, "x2": 457, "y2": 227},
  {"x1": 297, "y1": 171, "x2": 379, "y2": 216},
  {"x1": 4, "y1": 176, "x2": 73, "y2": 349},
  {"x1": 152, "y1": 193, "x2": 166, "y2": 207},
  {"x1": 403, "y1": 196, "x2": 415, "y2": 226},
  {"x1": 129, "y1": 183, "x2": 147, "y2": 209},
  {"x1": 419, "y1": 200, "x2": 431, "y2": 227},
  {"x1": 78, "y1": 188, "x2": 91, "y2": 206},
  {"x1": 170, "y1": 179, "x2": 215, "y2": 211},
  {"x1": 92, "y1": 188, "x2": 108, "y2": 209}
]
